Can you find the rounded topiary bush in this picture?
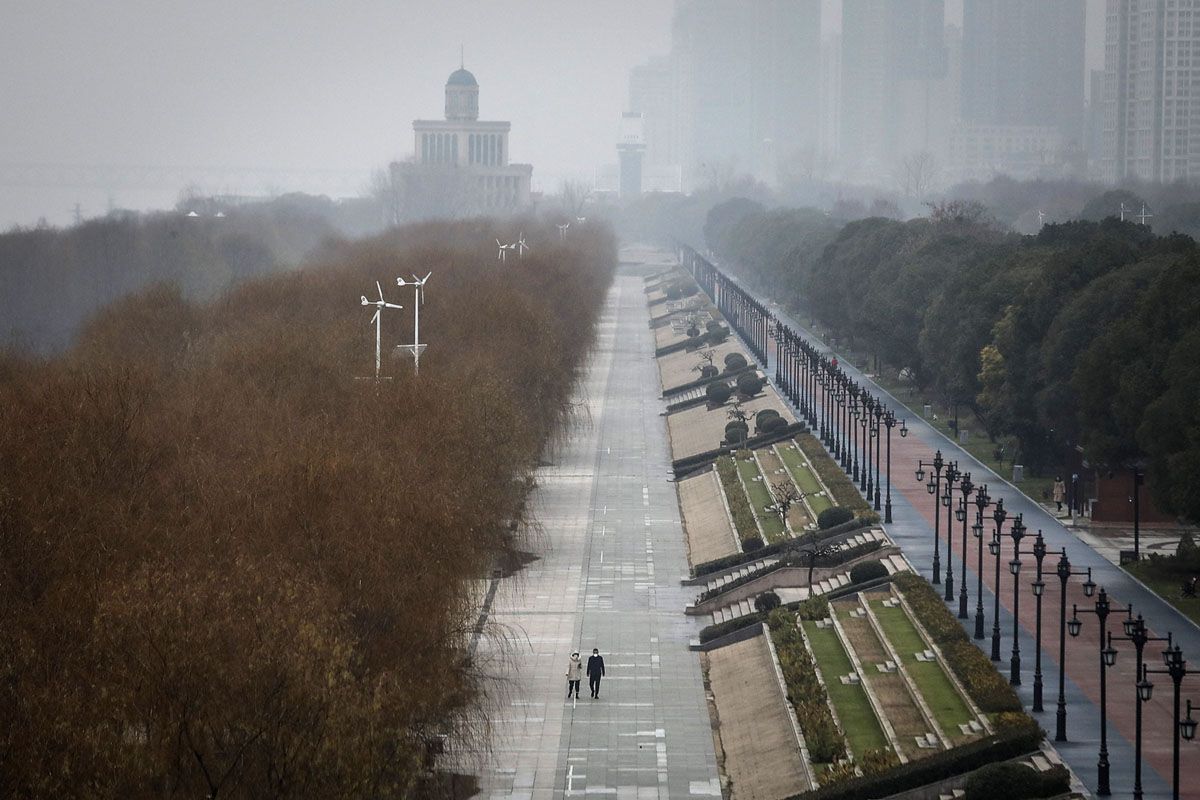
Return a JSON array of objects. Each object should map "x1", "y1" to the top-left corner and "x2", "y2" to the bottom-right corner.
[
  {"x1": 754, "y1": 591, "x2": 782, "y2": 613},
  {"x1": 963, "y1": 761, "x2": 1066, "y2": 800},
  {"x1": 724, "y1": 352, "x2": 748, "y2": 369},
  {"x1": 725, "y1": 420, "x2": 749, "y2": 436},
  {"x1": 706, "y1": 382, "x2": 732, "y2": 404},
  {"x1": 818, "y1": 506, "x2": 855, "y2": 530},
  {"x1": 849, "y1": 559, "x2": 889, "y2": 584},
  {"x1": 706, "y1": 320, "x2": 724, "y2": 332},
  {"x1": 679, "y1": 283, "x2": 698, "y2": 297},
  {"x1": 759, "y1": 415, "x2": 788, "y2": 434},
  {"x1": 686, "y1": 325, "x2": 700, "y2": 338},
  {"x1": 699, "y1": 364, "x2": 719, "y2": 379},
  {"x1": 736, "y1": 372, "x2": 764, "y2": 396},
  {"x1": 706, "y1": 329, "x2": 728, "y2": 345},
  {"x1": 726, "y1": 427, "x2": 747, "y2": 445},
  {"x1": 742, "y1": 536, "x2": 764, "y2": 552}
]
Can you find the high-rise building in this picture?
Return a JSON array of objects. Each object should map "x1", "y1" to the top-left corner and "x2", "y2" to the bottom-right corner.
[
  {"x1": 1101, "y1": 0, "x2": 1200, "y2": 182},
  {"x1": 668, "y1": 0, "x2": 821, "y2": 189},
  {"x1": 839, "y1": 0, "x2": 948, "y2": 179},
  {"x1": 629, "y1": 57, "x2": 677, "y2": 169},
  {"x1": 960, "y1": 0, "x2": 1086, "y2": 145}
]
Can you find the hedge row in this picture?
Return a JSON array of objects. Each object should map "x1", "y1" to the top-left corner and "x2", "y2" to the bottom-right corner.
[
  {"x1": 892, "y1": 573, "x2": 1023, "y2": 713},
  {"x1": 767, "y1": 609, "x2": 847, "y2": 764},
  {"x1": 786, "y1": 714, "x2": 1044, "y2": 800},
  {"x1": 795, "y1": 433, "x2": 873, "y2": 514},
  {"x1": 693, "y1": 516, "x2": 871, "y2": 577},
  {"x1": 963, "y1": 762, "x2": 1069, "y2": 800},
  {"x1": 697, "y1": 540, "x2": 883, "y2": 603},
  {"x1": 715, "y1": 456, "x2": 759, "y2": 545}
]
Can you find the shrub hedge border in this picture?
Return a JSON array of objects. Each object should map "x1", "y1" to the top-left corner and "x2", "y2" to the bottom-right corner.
[
  {"x1": 697, "y1": 540, "x2": 884, "y2": 603},
  {"x1": 692, "y1": 516, "x2": 871, "y2": 577}
]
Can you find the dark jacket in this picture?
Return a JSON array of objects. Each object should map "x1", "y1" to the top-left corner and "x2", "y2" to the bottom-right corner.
[{"x1": 587, "y1": 654, "x2": 605, "y2": 678}]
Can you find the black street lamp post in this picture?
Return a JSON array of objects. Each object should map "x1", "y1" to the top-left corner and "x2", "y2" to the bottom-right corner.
[
  {"x1": 883, "y1": 411, "x2": 907, "y2": 524},
  {"x1": 1145, "y1": 642, "x2": 1198, "y2": 800},
  {"x1": 1006, "y1": 514, "x2": 1028, "y2": 685},
  {"x1": 956, "y1": 473, "x2": 974, "y2": 620},
  {"x1": 1070, "y1": 586, "x2": 1131, "y2": 795},
  {"x1": 972, "y1": 485, "x2": 992, "y2": 640},
  {"x1": 872, "y1": 403, "x2": 883, "y2": 512},
  {"x1": 849, "y1": 391, "x2": 860, "y2": 483},
  {"x1": 915, "y1": 451, "x2": 945, "y2": 584},
  {"x1": 1055, "y1": 549, "x2": 1095, "y2": 741},
  {"x1": 1116, "y1": 613, "x2": 1171, "y2": 800},
  {"x1": 1025, "y1": 532, "x2": 1048, "y2": 710},
  {"x1": 942, "y1": 462, "x2": 960, "y2": 603},
  {"x1": 1133, "y1": 468, "x2": 1145, "y2": 561},
  {"x1": 989, "y1": 499, "x2": 1008, "y2": 661},
  {"x1": 860, "y1": 396, "x2": 874, "y2": 494}
]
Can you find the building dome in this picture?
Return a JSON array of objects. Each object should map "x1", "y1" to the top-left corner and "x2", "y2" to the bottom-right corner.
[
  {"x1": 445, "y1": 67, "x2": 479, "y2": 121},
  {"x1": 446, "y1": 68, "x2": 478, "y2": 87}
]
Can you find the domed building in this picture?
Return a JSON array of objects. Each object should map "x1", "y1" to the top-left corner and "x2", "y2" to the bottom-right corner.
[{"x1": 389, "y1": 67, "x2": 533, "y2": 219}]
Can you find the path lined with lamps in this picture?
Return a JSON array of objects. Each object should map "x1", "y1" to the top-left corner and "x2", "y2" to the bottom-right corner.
[{"x1": 681, "y1": 243, "x2": 1200, "y2": 800}]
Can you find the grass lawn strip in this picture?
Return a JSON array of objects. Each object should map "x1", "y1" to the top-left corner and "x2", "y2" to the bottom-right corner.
[
  {"x1": 833, "y1": 598, "x2": 937, "y2": 762},
  {"x1": 801, "y1": 619, "x2": 889, "y2": 758},
  {"x1": 736, "y1": 454, "x2": 787, "y2": 542},
  {"x1": 1126, "y1": 562, "x2": 1200, "y2": 626},
  {"x1": 868, "y1": 598, "x2": 976, "y2": 742},
  {"x1": 796, "y1": 433, "x2": 872, "y2": 514},
  {"x1": 778, "y1": 440, "x2": 834, "y2": 516},
  {"x1": 757, "y1": 447, "x2": 813, "y2": 531}
]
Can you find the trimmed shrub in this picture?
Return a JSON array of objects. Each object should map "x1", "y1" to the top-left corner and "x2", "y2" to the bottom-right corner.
[
  {"x1": 724, "y1": 352, "x2": 749, "y2": 370},
  {"x1": 715, "y1": 456, "x2": 758, "y2": 544},
  {"x1": 699, "y1": 364, "x2": 719, "y2": 379},
  {"x1": 755, "y1": 408, "x2": 780, "y2": 423},
  {"x1": 849, "y1": 559, "x2": 888, "y2": 583},
  {"x1": 795, "y1": 595, "x2": 830, "y2": 621},
  {"x1": 759, "y1": 415, "x2": 788, "y2": 434},
  {"x1": 796, "y1": 433, "x2": 872, "y2": 513},
  {"x1": 706, "y1": 320, "x2": 724, "y2": 332},
  {"x1": 963, "y1": 762, "x2": 1069, "y2": 800},
  {"x1": 736, "y1": 372, "x2": 764, "y2": 396},
  {"x1": 725, "y1": 420, "x2": 749, "y2": 435},
  {"x1": 692, "y1": 516, "x2": 870, "y2": 577},
  {"x1": 818, "y1": 506, "x2": 855, "y2": 529},
  {"x1": 742, "y1": 535, "x2": 764, "y2": 552},
  {"x1": 686, "y1": 325, "x2": 700, "y2": 337},
  {"x1": 705, "y1": 382, "x2": 732, "y2": 404},
  {"x1": 705, "y1": 328, "x2": 729, "y2": 345},
  {"x1": 754, "y1": 591, "x2": 782, "y2": 612},
  {"x1": 726, "y1": 427, "x2": 747, "y2": 445}
]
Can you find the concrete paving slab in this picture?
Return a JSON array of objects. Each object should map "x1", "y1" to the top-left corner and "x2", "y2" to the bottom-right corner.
[{"x1": 678, "y1": 469, "x2": 740, "y2": 566}]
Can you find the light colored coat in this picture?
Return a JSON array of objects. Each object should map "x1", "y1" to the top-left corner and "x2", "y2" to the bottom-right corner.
[{"x1": 566, "y1": 655, "x2": 583, "y2": 681}]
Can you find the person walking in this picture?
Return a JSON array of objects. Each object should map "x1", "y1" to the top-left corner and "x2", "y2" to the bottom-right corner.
[
  {"x1": 587, "y1": 648, "x2": 605, "y2": 699},
  {"x1": 1052, "y1": 477, "x2": 1066, "y2": 513},
  {"x1": 565, "y1": 652, "x2": 582, "y2": 699}
]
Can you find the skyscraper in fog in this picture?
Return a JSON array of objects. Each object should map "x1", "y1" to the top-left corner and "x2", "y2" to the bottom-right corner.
[
  {"x1": 839, "y1": 0, "x2": 947, "y2": 178},
  {"x1": 669, "y1": 0, "x2": 821, "y2": 189},
  {"x1": 960, "y1": 0, "x2": 1086, "y2": 145},
  {"x1": 1101, "y1": 0, "x2": 1200, "y2": 182}
]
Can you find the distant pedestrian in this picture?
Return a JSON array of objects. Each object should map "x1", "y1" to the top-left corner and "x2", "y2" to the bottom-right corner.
[
  {"x1": 1053, "y1": 477, "x2": 1066, "y2": 513},
  {"x1": 587, "y1": 648, "x2": 606, "y2": 698},
  {"x1": 566, "y1": 652, "x2": 582, "y2": 699}
]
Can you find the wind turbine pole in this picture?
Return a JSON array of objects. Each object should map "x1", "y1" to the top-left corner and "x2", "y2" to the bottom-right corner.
[
  {"x1": 374, "y1": 311, "x2": 382, "y2": 379},
  {"x1": 413, "y1": 295, "x2": 421, "y2": 375}
]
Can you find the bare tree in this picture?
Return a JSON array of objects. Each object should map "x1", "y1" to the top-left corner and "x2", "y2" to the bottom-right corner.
[
  {"x1": 558, "y1": 179, "x2": 592, "y2": 217},
  {"x1": 900, "y1": 151, "x2": 938, "y2": 201},
  {"x1": 770, "y1": 480, "x2": 802, "y2": 528},
  {"x1": 726, "y1": 399, "x2": 753, "y2": 425}
]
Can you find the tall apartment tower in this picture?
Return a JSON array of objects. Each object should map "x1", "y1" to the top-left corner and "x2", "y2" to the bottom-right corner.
[
  {"x1": 840, "y1": 0, "x2": 947, "y2": 177},
  {"x1": 1101, "y1": 0, "x2": 1200, "y2": 182},
  {"x1": 670, "y1": 0, "x2": 821, "y2": 189},
  {"x1": 960, "y1": 0, "x2": 1086, "y2": 145}
]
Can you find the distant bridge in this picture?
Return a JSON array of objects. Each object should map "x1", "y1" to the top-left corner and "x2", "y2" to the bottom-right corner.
[{"x1": 0, "y1": 162, "x2": 376, "y2": 196}]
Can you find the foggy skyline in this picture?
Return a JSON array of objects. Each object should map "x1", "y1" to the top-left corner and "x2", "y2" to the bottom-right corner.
[{"x1": 2, "y1": 1, "x2": 1105, "y2": 228}]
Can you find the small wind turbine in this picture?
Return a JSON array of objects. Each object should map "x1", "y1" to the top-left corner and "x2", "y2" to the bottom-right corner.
[
  {"x1": 1136, "y1": 203, "x2": 1153, "y2": 225},
  {"x1": 496, "y1": 238, "x2": 515, "y2": 262},
  {"x1": 396, "y1": 272, "x2": 431, "y2": 375},
  {"x1": 517, "y1": 232, "x2": 529, "y2": 258},
  {"x1": 360, "y1": 281, "x2": 402, "y2": 380},
  {"x1": 1120, "y1": 202, "x2": 1128, "y2": 222},
  {"x1": 1037, "y1": 210, "x2": 1045, "y2": 226},
  {"x1": 576, "y1": 216, "x2": 586, "y2": 224},
  {"x1": 557, "y1": 222, "x2": 570, "y2": 241}
]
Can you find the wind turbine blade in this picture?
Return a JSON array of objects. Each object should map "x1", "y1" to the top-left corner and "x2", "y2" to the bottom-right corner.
[
  {"x1": 384, "y1": 302, "x2": 403, "y2": 309},
  {"x1": 376, "y1": 281, "x2": 384, "y2": 301},
  {"x1": 370, "y1": 309, "x2": 380, "y2": 324}
]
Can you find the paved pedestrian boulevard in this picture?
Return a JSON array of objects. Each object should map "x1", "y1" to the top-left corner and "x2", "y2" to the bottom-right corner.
[{"x1": 470, "y1": 260, "x2": 721, "y2": 799}]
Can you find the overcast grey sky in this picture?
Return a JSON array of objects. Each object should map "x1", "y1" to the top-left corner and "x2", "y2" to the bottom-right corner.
[{"x1": 1, "y1": 1, "x2": 1104, "y2": 228}]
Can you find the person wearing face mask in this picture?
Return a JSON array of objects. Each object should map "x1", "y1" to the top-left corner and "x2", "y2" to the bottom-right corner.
[
  {"x1": 565, "y1": 652, "x2": 582, "y2": 699},
  {"x1": 586, "y1": 648, "x2": 605, "y2": 699}
]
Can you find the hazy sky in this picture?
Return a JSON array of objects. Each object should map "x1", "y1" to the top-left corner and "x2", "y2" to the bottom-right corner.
[{"x1": 1, "y1": 1, "x2": 1104, "y2": 228}]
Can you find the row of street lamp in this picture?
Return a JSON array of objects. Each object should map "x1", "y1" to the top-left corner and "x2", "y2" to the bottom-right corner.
[
  {"x1": 916, "y1": 449, "x2": 1198, "y2": 799},
  {"x1": 686, "y1": 246, "x2": 908, "y2": 524},
  {"x1": 681, "y1": 245, "x2": 1200, "y2": 800}
]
